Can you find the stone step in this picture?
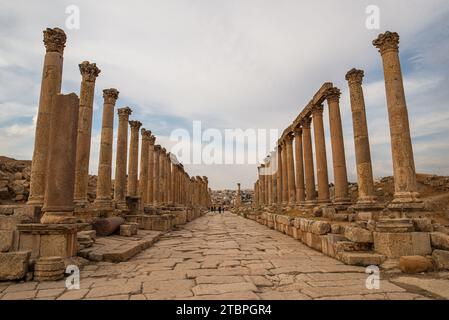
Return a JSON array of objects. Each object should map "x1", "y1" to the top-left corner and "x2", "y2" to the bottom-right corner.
[
  {"x1": 78, "y1": 230, "x2": 162, "y2": 262},
  {"x1": 337, "y1": 251, "x2": 386, "y2": 266}
]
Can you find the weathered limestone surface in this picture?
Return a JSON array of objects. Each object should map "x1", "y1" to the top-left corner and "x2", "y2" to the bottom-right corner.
[
  {"x1": 74, "y1": 61, "x2": 101, "y2": 206},
  {"x1": 302, "y1": 118, "x2": 316, "y2": 205},
  {"x1": 28, "y1": 28, "x2": 66, "y2": 206},
  {"x1": 127, "y1": 121, "x2": 142, "y2": 198},
  {"x1": 94, "y1": 89, "x2": 119, "y2": 210},
  {"x1": 114, "y1": 107, "x2": 132, "y2": 209},
  {"x1": 373, "y1": 31, "x2": 420, "y2": 206},
  {"x1": 41, "y1": 94, "x2": 79, "y2": 224},
  {"x1": 1, "y1": 213, "x2": 438, "y2": 300},
  {"x1": 312, "y1": 105, "x2": 330, "y2": 204}
]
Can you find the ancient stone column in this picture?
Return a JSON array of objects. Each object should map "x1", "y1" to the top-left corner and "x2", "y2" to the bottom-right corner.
[
  {"x1": 138, "y1": 130, "x2": 151, "y2": 206},
  {"x1": 127, "y1": 120, "x2": 142, "y2": 198},
  {"x1": 114, "y1": 107, "x2": 132, "y2": 209},
  {"x1": 294, "y1": 128, "x2": 305, "y2": 205},
  {"x1": 167, "y1": 153, "x2": 173, "y2": 204},
  {"x1": 285, "y1": 133, "x2": 296, "y2": 205},
  {"x1": 259, "y1": 165, "x2": 266, "y2": 205},
  {"x1": 146, "y1": 135, "x2": 156, "y2": 206},
  {"x1": 29, "y1": 28, "x2": 67, "y2": 206},
  {"x1": 346, "y1": 69, "x2": 377, "y2": 205},
  {"x1": 312, "y1": 105, "x2": 330, "y2": 204},
  {"x1": 266, "y1": 161, "x2": 272, "y2": 205},
  {"x1": 281, "y1": 142, "x2": 289, "y2": 204},
  {"x1": 373, "y1": 31, "x2": 420, "y2": 206},
  {"x1": 94, "y1": 89, "x2": 120, "y2": 210},
  {"x1": 276, "y1": 145, "x2": 283, "y2": 205},
  {"x1": 325, "y1": 87, "x2": 350, "y2": 205},
  {"x1": 41, "y1": 93, "x2": 79, "y2": 224},
  {"x1": 159, "y1": 148, "x2": 167, "y2": 205},
  {"x1": 74, "y1": 61, "x2": 101, "y2": 207},
  {"x1": 254, "y1": 181, "x2": 259, "y2": 206},
  {"x1": 236, "y1": 183, "x2": 242, "y2": 206},
  {"x1": 153, "y1": 145, "x2": 161, "y2": 206},
  {"x1": 302, "y1": 117, "x2": 317, "y2": 204},
  {"x1": 271, "y1": 157, "x2": 277, "y2": 204}
]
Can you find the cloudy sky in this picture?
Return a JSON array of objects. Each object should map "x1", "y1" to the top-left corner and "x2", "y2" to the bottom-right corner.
[{"x1": 1, "y1": 0, "x2": 448, "y2": 190}]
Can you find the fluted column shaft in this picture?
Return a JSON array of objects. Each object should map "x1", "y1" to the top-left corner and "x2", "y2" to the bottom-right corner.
[
  {"x1": 281, "y1": 143, "x2": 288, "y2": 204},
  {"x1": 294, "y1": 128, "x2": 305, "y2": 204},
  {"x1": 159, "y1": 149, "x2": 166, "y2": 205},
  {"x1": 114, "y1": 107, "x2": 132, "y2": 208},
  {"x1": 153, "y1": 146, "x2": 161, "y2": 205},
  {"x1": 74, "y1": 61, "x2": 100, "y2": 206},
  {"x1": 29, "y1": 28, "x2": 66, "y2": 206}
]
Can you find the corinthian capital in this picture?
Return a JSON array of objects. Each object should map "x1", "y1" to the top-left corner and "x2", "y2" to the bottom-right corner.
[
  {"x1": 345, "y1": 68, "x2": 364, "y2": 85},
  {"x1": 300, "y1": 117, "x2": 312, "y2": 129},
  {"x1": 103, "y1": 89, "x2": 120, "y2": 104},
  {"x1": 312, "y1": 104, "x2": 324, "y2": 116},
  {"x1": 79, "y1": 61, "x2": 101, "y2": 82},
  {"x1": 43, "y1": 27, "x2": 67, "y2": 54},
  {"x1": 373, "y1": 31, "x2": 400, "y2": 54},
  {"x1": 129, "y1": 120, "x2": 142, "y2": 130},
  {"x1": 325, "y1": 87, "x2": 341, "y2": 103},
  {"x1": 118, "y1": 107, "x2": 132, "y2": 118},
  {"x1": 149, "y1": 135, "x2": 156, "y2": 145}
]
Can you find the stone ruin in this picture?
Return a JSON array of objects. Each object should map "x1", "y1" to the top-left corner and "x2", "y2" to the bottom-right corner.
[
  {"x1": 233, "y1": 31, "x2": 449, "y2": 274},
  {"x1": 0, "y1": 27, "x2": 212, "y2": 282}
]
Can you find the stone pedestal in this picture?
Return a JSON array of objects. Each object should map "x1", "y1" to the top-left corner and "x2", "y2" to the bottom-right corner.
[
  {"x1": 28, "y1": 28, "x2": 66, "y2": 206},
  {"x1": 16, "y1": 224, "x2": 77, "y2": 260}
]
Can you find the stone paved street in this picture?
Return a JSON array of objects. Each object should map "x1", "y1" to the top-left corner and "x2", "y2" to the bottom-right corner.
[{"x1": 1, "y1": 212, "x2": 447, "y2": 300}]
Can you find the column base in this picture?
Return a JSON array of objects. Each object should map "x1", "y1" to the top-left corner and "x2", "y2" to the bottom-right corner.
[
  {"x1": 350, "y1": 202, "x2": 385, "y2": 221},
  {"x1": 40, "y1": 212, "x2": 77, "y2": 224},
  {"x1": 114, "y1": 200, "x2": 128, "y2": 211},
  {"x1": 93, "y1": 198, "x2": 114, "y2": 211},
  {"x1": 27, "y1": 196, "x2": 44, "y2": 207},
  {"x1": 74, "y1": 198, "x2": 90, "y2": 208}
]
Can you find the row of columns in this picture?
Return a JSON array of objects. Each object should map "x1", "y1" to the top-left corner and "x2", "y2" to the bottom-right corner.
[
  {"x1": 255, "y1": 31, "x2": 420, "y2": 210},
  {"x1": 27, "y1": 27, "x2": 212, "y2": 225}
]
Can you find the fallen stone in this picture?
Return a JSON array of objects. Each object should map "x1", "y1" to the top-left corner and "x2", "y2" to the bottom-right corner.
[
  {"x1": 0, "y1": 251, "x2": 30, "y2": 281},
  {"x1": 93, "y1": 217, "x2": 125, "y2": 236},
  {"x1": 432, "y1": 249, "x2": 449, "y2": 270},
  {"x1": 430, "y1": 232, "x2": 449, "y2": 250},
  {"x1": 399, "y1": 256, "x2": 434, "y2": 274},
  {"x1": 337, "y1": 251, "x2": 386, "y2": 266},
  {"x1": 344, "y1": 226, "x2": 373, "y2": 243},
  {"x1": 120, "y1": 223, "x2": 138, "y2": 237}
]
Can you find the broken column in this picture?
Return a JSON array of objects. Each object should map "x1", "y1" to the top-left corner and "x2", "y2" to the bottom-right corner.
[
  {"x1": 28, "y1": 28, "x2": 67, "y2": 206},
  {"x1": 373, "y1": 31, "x2": 422, "y2": 211},
  {"x1": 74, "y1": 61, "x2": 101, "y2": 207},
  {"x1": 94, "y1": 89, "x2": 119, "y2": 211},
  {"x1": 236, "y1": 183, "x2": 242, "y2": 207},
  {"x1": 127, "y1": 120, "x2": 142, "y2": 198},
  {"x1": 114, "y1": 107, "x2": 132, "y2": 210},
  {"x1": 40, "y1": 93, "x2": 79, "y2": 224},
  {"x1": 325, "y1": 87, "x2": 350, "y2": 206}
]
